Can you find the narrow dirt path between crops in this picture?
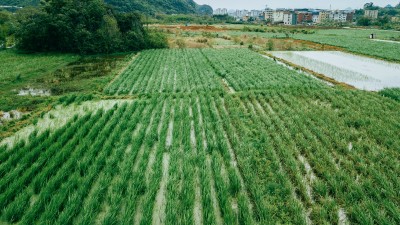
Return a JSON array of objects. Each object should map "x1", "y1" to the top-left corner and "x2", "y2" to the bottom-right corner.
[
  {"x1": 221, "y1": 79, "x2": 235, "y2": 94},
  {"x1": 338, "y1": 207, "x2": 349, "y2": 225},
  {"x1": 152, "y1": 153, "x2": 170, "y2": 225},
  {"x1": 298, "y1": 155, "x2": 316, "y2": 203},
  {"x1": 206, "y1": 155, "x2": 223, "y2": 225},
  {"x1": 166, "y1": 107, "x2": 175, "y2": 148},
  {"x1": 194, "y1": 168, "x2": 203, "y2": 225},
  {"x1": 196, "y1": 98, "x2": 208, "y2": 150}
]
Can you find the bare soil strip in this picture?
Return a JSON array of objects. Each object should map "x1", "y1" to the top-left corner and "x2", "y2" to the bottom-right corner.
[
  {"x1": 172, "y1": 70, "x2": 177, "y2": 92},
  {"x1": 298, "y1": 155, "x2": 316, "y2": 203},
  {"x1": 152, "y1": 153, "x2": 170, "y2": 225},
  {"x1": 189, "y1": 107, "x2": 197, "y2": 148},
  {"x1": 221, "y1": 79, "x2": 235, "y2": 94},
  {"x1": 145, "y1": 145, "x2": 158, "y2": 185},
  {"x1": 166, "y1": 107, "x2": 175, "y2": 148},
  {"x1": 196, "y1": 98, "x2": 208, "y2": 150},
  {"x1": 194, "y1": 168, "x2": 203, "y2": 225},
  {"x1": 206, "y1": 155, "x2": 223, "y2": 225},
  {"x1": 338, "y1": 207, "x2": 349, "y2": 225}
]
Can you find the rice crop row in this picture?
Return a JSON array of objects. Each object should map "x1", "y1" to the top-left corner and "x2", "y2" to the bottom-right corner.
[
  {"x1": 105, "y1": 48, "x2": 324, "y2": 96},
  {"x1": 104, "y1": 49, "x2": 225, "y2": 95}
]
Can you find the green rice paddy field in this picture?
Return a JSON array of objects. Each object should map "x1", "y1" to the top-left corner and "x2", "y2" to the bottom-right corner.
[{"x1": 0, "y1": 48, "x2": 399, "y2": 225}]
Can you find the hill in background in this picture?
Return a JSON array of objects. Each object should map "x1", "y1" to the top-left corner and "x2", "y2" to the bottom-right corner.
[{"x1": 0, "y1": 0, "x2": 212, "y2": 14}]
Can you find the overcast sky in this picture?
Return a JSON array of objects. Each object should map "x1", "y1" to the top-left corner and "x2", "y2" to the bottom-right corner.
[{"x1": 195, "y1": 0, "x2": 399, "y2": 10}]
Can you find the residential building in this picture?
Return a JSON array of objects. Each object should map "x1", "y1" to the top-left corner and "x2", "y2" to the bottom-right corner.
[
  {"x1": 264, "y1": 8, "x2": 274, "y2": 21},
  {"x1": 346, "y1": 11, "x2": 355, "y2": 22},
  {"x1": 312, "y1": 12, "x2": 320, "y2": 24},
  {"x1": 283, "y1": 12, "x2": 297, "y2": 25},
  {"x1": 297, "y1": 12, "x2": 313, "y2": 24},
  {"x1": 273, "y1": 10, "x2": 285, "y2": 23},
  {"x1": 392, "y1": 17, "x2": 400, "y2": 22},
  {"x1": 330, "y1": 11, "x2": 348, "y2": 23},
  {"x1": 213, "y1": 8, "x2": 228, "y2": 15},
  {"x1": 250, "y1": 10, "x2": 262, "y2": 18},
  {"x1": 364, "y1": 10, "x2": 378, "y2": 19},
  {"x1": 319, "y1": 11, "x2": 331, "y2": 23}
]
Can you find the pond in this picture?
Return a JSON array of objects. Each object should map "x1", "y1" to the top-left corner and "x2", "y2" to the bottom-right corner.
[{"x1": 269, "y1": 51, "x2": 400, "y2": 91}]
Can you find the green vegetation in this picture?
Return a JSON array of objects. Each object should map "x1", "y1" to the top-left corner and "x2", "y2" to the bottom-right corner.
[
  {"x1": 0, "y1": 0, "x2": 212, "y2": 15},
  {"x1": 105, "y1": 49, "x2": 321, "y2": 95},
  {"x1": 15, "y1": 0, "x2": 167, "y2": 54},
  {"x1": 225, "y1": 27, "x2": 400, "y2": 61},
  {"x1": 104, "y1": 49, "x2": 225, "y2": 95},
  {"x1": 379, "y1": 88, "x2": 400, "y2": 101},
  {"x1": 0, "y1": 50, "x2": 78, "y2": 112},
  {"x1": 293, "y1": 29, "x2": 400, "y2": 62},
  {"x1": 0, "y1": 10, "x2": 15, "y2": 49},
  {"x1": 0, "y1": 49, "x2": 131, "y2": 140},
  {"x1": 1, "y1": 48, "x2": 399, "y2": 224},
  {"x1": 0, "y1": 0, "x2": 39, "y2": 7}
]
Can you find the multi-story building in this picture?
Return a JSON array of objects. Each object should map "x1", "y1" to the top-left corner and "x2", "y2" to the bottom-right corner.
[
  {"x1": 250, "y1": 10, "x2": 262, "y2": 18},
  {"x1": 297, "y1": 12, "x2": 313, "y2": 24},
  {"x1": 330, "y1": 11, "x2": 348, "y2": 23},
  {"x1": 273, "y1": 10, "x2": 285, "y2": 23},
  {"x1": 364, "y1": 10, "x2": 378, "y2": 19},
  {"x1": 283, "y1": 12, "x2": 297, "y2": 25},
  {"x1": 312, "y1": 12, "x2": 320, "y2": 24},
  {"x1": 264, "y1": 8, "x2": 274, "y2": 21},
  {"x1": 318, "y1": 11, "x2": 331, "y2": 23},
  {"x1": 213, "y1": 8, "x2": 228, "y2": 15}
]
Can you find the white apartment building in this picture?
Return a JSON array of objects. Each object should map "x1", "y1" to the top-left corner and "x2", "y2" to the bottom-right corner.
[
  {"x1": 312, "y1": 13, "x2": 320, "y2": 23},
  {"x1": 364, "y1": 10, "x2": 378, "y2": 19},
  {"x1": 283, "y1": 12, "x2": 296, "y2": 25},
  {"x1": 250, "y1": 10, "x2": 262, "y2": 17},
  {"x1": 330, "y1": 11, "x2": 348, "y2": 22},
  {"x1": 273, "y1": 11, "x2": 285, "y2": 23},
  {"x1": 214, "y1": 8, "x2": 228, "y2": 15},
  {"x1": 264, "y1": 8, "x2": 274, "y2": 21}
]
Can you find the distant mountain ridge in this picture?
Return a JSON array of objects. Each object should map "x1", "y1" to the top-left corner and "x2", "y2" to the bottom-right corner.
[{"x1": 0, "y1": 0, "x2": 212, "y2": 14}]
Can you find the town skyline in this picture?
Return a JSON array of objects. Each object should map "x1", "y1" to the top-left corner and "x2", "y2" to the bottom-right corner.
[{"x1": 196, "y1": 0, "x2": 399, "y2": 10}]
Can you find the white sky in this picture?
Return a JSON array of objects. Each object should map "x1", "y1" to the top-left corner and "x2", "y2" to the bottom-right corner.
[{"x1": 195, "y1": 0, "x2": 399, "y2": 10}]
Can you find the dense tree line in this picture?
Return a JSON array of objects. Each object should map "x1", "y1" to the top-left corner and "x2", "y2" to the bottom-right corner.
[
  {"x1": 0, "y1": 0, "x2": 40, "y2": 7},
  {"x1": 0, "y1": 0, "x2": 212, "y2": 15},
  {"x1": 0, "y1": 10, "x2": 15, "y2": 49},
  {"x1": 14, "y1": 0, "x2": 167, "y2": 54}
]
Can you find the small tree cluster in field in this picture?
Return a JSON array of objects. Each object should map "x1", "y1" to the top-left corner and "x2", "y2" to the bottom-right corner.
[{"x1": 15, "y1": 0, "x2": 168, "y2": 54}]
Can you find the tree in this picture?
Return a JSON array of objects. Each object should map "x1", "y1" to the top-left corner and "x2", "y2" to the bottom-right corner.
[
  {"x1": 15, "y1": 0, "x2": 167, "y2": 54},
  {"x1": 364, "y1": 2, "x2": 379, "y2": 10},
  {"x1": 197, "y1": 5, "x2": 213, "y2": 16},
  {"x1": 377, "y1": 15, "x2": 390, "y2": 25},
  {"x1": 357, "y1": 16, "x2": 372, "y2": 26}
]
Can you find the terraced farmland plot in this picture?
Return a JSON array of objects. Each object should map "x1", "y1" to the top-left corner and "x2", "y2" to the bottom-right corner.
[
  {"x1": 201, "y1": 49, "x2": 322, "y2": 91},
  {"x1": 105, "y1": 48, "x2": 323, "y2": 95},
  {"x1": 0, "y1": 95, "x2": 256, "y2": 224},
  {"x1": 1, "y1": 89, "x2": 399, "y2": 224},
  {"x1": 104, "y1": 49, "x2": 225, "y2": 95},
  {"x1": 1, "y1": 48, "x2": 399, "y2": 225}
]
